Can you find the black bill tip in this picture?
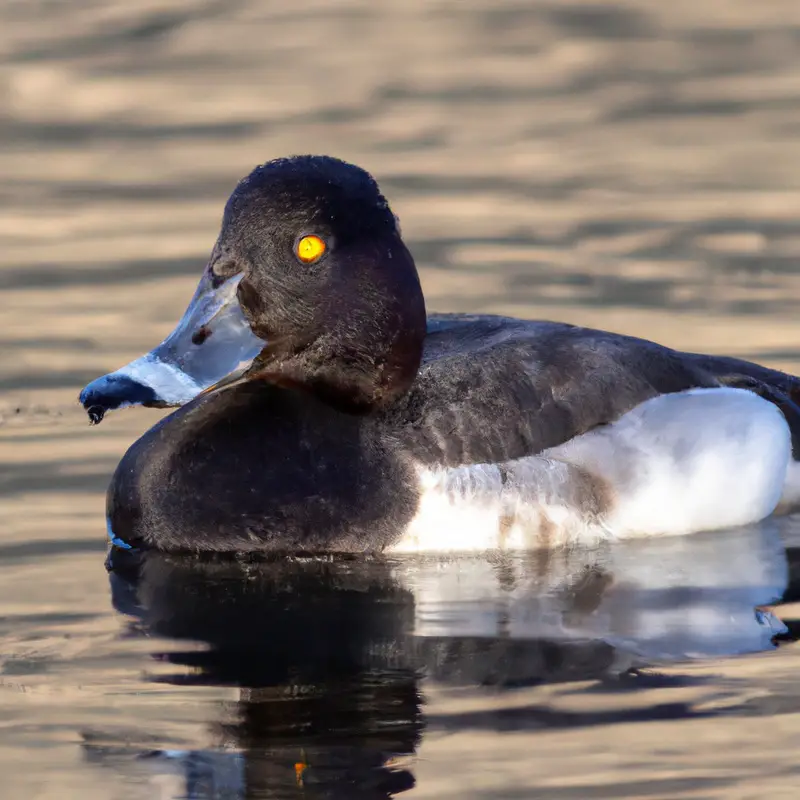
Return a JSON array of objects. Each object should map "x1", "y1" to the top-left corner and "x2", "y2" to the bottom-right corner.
[
  {"x1": 79, "y1": 374, "x2": 159, "y2": 425},
  {"x1": 87, "y1": 405, "x2": 106, "y2": 425}
]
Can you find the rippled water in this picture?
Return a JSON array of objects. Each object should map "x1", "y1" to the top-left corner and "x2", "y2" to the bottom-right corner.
[
  {"x1": 1, "y1": 527, "x2": 799, "y2": 798},
  {"x1": 6, "y1": 0, "x2": 800, "y2": 797}
]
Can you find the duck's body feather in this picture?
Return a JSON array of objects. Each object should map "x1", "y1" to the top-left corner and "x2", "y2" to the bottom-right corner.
[
  {"x1": 108, "y1": 314, "x2": 800, "y2": 553},
  {"x1": 390, "y1": 313, "x2": 800, "y2": 463}
]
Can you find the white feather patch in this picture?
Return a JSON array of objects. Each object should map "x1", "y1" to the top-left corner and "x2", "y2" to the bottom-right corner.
[{"x1": 389, "y1": 388, "x2": 792, "y2": 553}]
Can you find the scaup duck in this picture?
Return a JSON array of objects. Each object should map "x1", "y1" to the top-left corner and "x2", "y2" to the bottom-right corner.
[{"x1": 80, "y1": 155, "x2": 800, "y2": 553}]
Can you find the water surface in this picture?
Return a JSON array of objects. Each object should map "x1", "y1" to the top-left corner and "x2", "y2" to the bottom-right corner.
[{"x1": 5, "y1": 1, "x2": 800, "y2": 797}]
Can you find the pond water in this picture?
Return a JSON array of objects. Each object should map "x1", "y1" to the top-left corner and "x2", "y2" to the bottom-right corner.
[
  {"x1": 4, "y1": 1, "x2": 800, "y2": 797},
  {"x1": 0, "y1": 526, "x2": 799, "y2": 798}
]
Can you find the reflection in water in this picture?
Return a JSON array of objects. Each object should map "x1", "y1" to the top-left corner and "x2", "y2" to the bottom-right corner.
[
  {"x1": 4, "y1": 0, "x2": 800, "y2": 795},
  {"x1": 81, "y1": 524, "x2": 789, "y2": 798}
]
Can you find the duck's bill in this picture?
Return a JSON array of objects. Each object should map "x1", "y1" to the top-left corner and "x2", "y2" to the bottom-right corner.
[{"x1": 79, "y1": 272, "x2": 264, "y2": 424}]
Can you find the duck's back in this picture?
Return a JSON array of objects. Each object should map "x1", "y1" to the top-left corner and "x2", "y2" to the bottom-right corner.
[{"x1": 386, "y1": 313, "x2": 800, "y2": 467}]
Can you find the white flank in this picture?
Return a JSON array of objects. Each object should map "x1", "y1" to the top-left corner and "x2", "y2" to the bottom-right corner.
[{"x1": 389, "y1": 387, "x2": 792, "y2": 553}]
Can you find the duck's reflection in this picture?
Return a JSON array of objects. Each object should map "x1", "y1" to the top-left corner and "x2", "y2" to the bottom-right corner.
[{"x1": 89, "y1": 523, "x2": 789, "y2": 798}]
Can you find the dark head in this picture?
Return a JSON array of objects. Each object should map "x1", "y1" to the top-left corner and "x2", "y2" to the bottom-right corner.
[{"x1": 79, "y1": 156, "x2": 427, "y2": 419}]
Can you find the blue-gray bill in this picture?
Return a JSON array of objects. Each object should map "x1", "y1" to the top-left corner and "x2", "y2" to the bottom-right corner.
[{"x1": 79, "y1": 271, "x2": 264, "y2": 423}]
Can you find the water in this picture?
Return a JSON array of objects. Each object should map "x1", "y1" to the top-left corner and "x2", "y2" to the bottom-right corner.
[
  {"x1": 0, "y1": 527, "x2": 797, "y2": 798},
  {"x1": 5, "y1": 0, "x2": 800, "y2": 796}
]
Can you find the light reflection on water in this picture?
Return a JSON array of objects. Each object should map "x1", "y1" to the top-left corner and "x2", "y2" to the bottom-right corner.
[
  {"x1": 6, "y1": 0, "x2": 800, "y2": 796},
  {"x1": 3, "y1": 523, "x2": 784, "y2": 799}
]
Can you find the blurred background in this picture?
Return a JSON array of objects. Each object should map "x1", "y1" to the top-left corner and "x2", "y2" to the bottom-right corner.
[
  {"x1": 8, "y1": 0, "x2": 800, "y2": 418},
  {"x1": 4, "y1": 1, "x2": 800, "y2": 797}
]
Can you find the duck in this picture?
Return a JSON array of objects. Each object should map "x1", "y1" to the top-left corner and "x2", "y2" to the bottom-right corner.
[{"x1": 79, "y1": 155, "x2": 800, "y2": 554}]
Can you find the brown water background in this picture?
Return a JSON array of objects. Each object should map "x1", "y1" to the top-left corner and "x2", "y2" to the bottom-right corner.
[{"x1": 4, "y1": 1, "x2": 800, "y2": 797}]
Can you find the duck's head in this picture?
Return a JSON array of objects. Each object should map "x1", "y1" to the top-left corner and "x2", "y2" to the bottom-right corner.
[{"x1": 79, "y1": 156, "x2": 427, "y2": 421}]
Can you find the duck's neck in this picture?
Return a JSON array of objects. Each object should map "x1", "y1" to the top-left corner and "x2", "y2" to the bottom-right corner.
[
  {"x1": 247, "y1": 340, "x2": 420, "y2": 414},
  {"x1": 245, "y1": 243, "x2": 427, "y2": 414}
]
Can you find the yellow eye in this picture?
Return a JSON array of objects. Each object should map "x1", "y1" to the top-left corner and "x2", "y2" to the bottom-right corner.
[{"x1": 295, "y1": 234, "x2": 326, "y2": 264}]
